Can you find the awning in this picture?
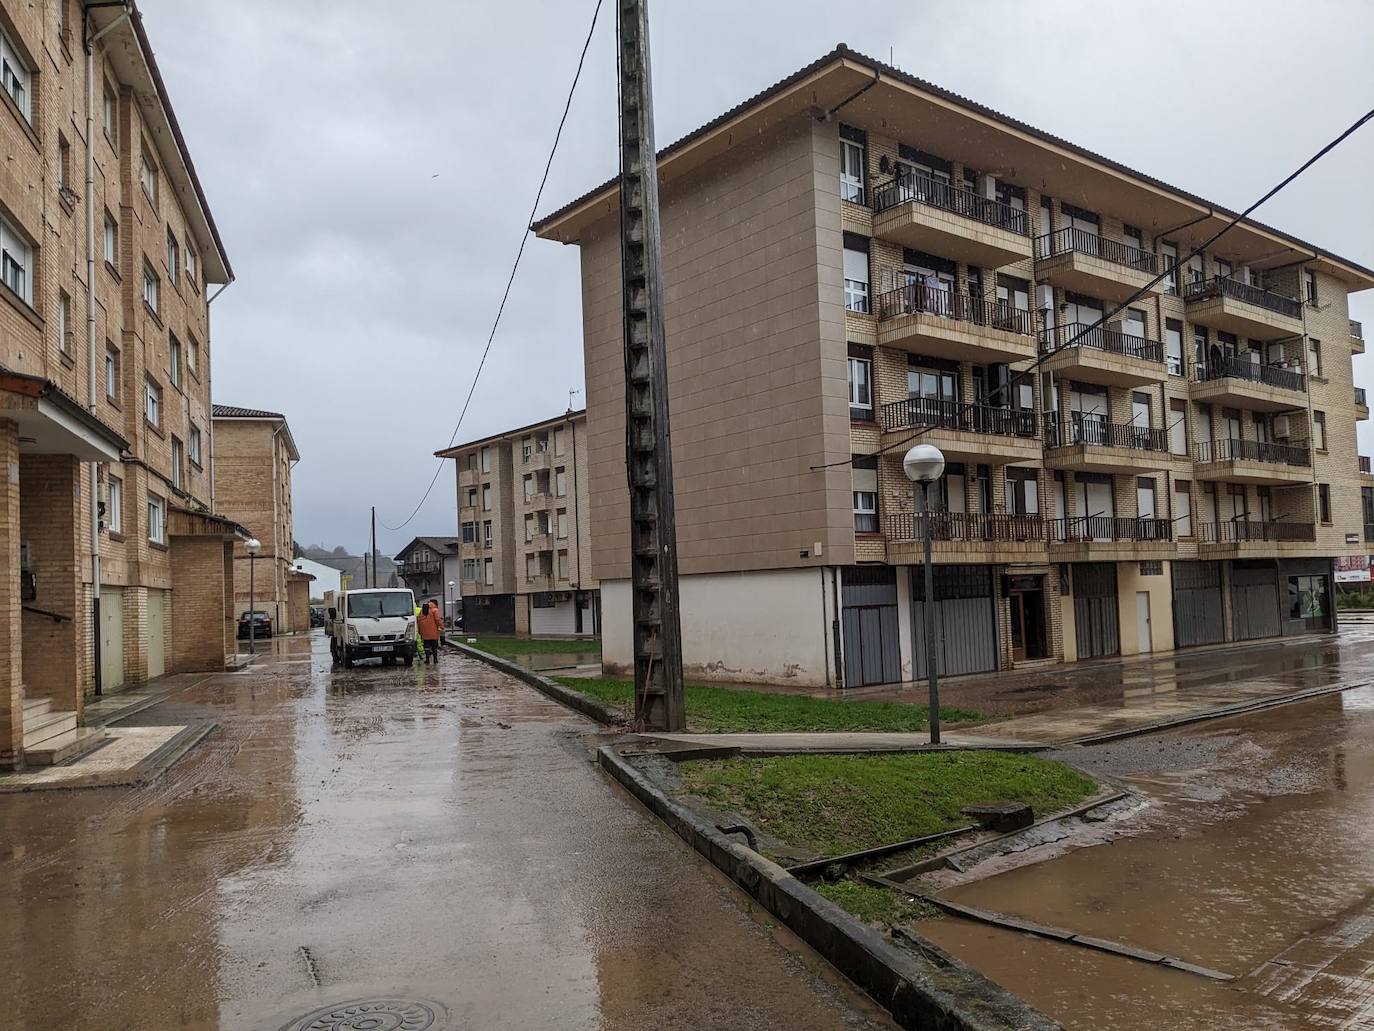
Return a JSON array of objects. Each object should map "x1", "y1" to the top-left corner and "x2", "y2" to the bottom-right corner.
[
  {"x1": 169, "y1": 505, "x2": 252, "y2": 540},
  {"x1": 0, "y1": 371, "x2": 127, "y2": 462}
]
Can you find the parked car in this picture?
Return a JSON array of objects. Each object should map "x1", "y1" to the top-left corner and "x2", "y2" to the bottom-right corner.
[
  {"x1": 237, "y1": 610, "x2": 273, "y2": 639},
  {"x1": 327, "y1": 587, "x2": 416, "y2": 668},
  {"x1": 309, "y1": 606, "x2": 326, "y2": 628}
]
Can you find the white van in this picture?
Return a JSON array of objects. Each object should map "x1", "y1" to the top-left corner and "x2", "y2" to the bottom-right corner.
[{"x1": 327, "y1": 588, "x2": 416, "y2": 668}]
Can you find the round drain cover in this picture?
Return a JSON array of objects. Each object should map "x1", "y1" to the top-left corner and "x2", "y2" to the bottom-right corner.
[{"x1": 281, "y1": 998, "x2": 444, "y2": 1031}]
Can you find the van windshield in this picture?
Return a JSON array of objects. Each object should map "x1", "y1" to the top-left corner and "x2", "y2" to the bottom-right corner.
[{"x1": 348, "y1": 593, "x2": 413, "y2": 618}]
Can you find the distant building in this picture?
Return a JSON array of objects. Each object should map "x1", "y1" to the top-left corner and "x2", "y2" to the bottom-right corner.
[
  {"x1": 437, "y1": 410, "x2": 599, "y2": 635},
  {"x1": 393, "y1": 537, "x2": 462, "y2": 622},
  {"x1": 291, "y1": 558, "x2": 343, "y2": 598}
]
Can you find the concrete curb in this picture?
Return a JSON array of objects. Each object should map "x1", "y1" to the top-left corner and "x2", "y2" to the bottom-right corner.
[
  {"x1": 597, "y1": 744, "x2": 1061, "y2": 1031},
  {"x1": 0, "y1": 721, "x2": 217, "y2": 793},
  {"x1": 450, "y1": 641, "x2": 627, "y2": 727}
]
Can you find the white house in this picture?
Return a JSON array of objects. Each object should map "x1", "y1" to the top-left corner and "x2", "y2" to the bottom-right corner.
[{"x1": 291, "y1": 558, "x2": 344, "y2": 598}]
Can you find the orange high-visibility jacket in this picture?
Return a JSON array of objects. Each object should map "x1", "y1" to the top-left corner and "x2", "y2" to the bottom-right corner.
[{"x1": 417, "y1": 607, "x2": 444, "y2": 641}]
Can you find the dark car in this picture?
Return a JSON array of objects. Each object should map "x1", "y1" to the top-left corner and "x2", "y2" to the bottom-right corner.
[
  {"x1": 309, "y1": 606, "x2": 325, "y2": 628},
  {"x1": 237, "y1": 610, "x2": 273, "y2": 639}
]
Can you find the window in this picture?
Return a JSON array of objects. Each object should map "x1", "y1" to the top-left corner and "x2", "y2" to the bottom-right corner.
[
  {"x1": 147, "y1": 494, "x2": 166, "y2": 544},
  {"x1": 1007, "y1": 467, "x2": 1039, "y2": 516},
  {"x1": 838, "y1": 125, "x2": 865, "y2": 203},
  {"x1": 1165, "y1": 318, "x2": 1184, "y2": 376},
  {"x1": 1, "y1": 213, "x2": 32, "y2": 304},
  {"x1": 483, "y1": 558, "x2": 493, "y2": 586},
  {"x1": 107, "y1": 475, "x2": 123, "y2": 533},
  {"x1": 105, "y1": 345, "x2": 118, "y2": 400},
  {"x1": 187, "y1": 334, "x2": 199, "y2": 376},
  {"x1": 558, "y1": 550, "x2": 570, "y2": 580},
  {"x1": 554, "y1": 428, "x2": 566, "y2": 455},
  {"x1": 557, "y1": 509, "x2": 568, "y2": 539},
  {"x1": 480, "y1": 446, "x2": 491, "y2": 473},
  {"x1": 848, "y1": 351, "x2": 872, "y2": 420},
  {"x1": 58, "y1": 133, "x2": 72, "y2": 195},
  {"x1": 522, "y1": 473, "x2": 533, "y2": 500},
  {"x1": 103, "y1": 211, "x2": 118, "y2": 266},
  {"x1": 852, "y1": 455, "x2": 878, "y2": 533},
  {"x1": 144, "y1": 378, "x2": 161, "y2": 427},
  {"x1": 481, "y1": 485, "x2": 492, "y2": 511},
  {"x1": 1318, "y1": 483, "x2": 1332, "y2": 524},
  {"x1": 483, "y1": 520, "x2": 492, "y2": 547},
  {"x1": 461, "y1": 521, "x2": 477, "y2": 544},
  {"x1": 143, "y1": 261, "x2": 159, "y2": 312},
  {"x1": 1288, "y1": 574, "x2": 1329, "y2": 623},
  {"x1": 166, "y1": 230, "x2": 179, "y2": 287},
  {"x1": 171, "y1": 437, "x2": 183, "y2": 490},
  {"x1": 843, "y1": 233, "x2": 869, "y2": 314},
  {"x1": 169, "y1": 331, "x2": 182, "y2": 387},
  {"x1": 103, "y1": 81, "x2": 117, "y2": 147},
  {"x1": 1169, "y1": 399, "x2": 1188, "y2": 456},
  {"x1": 1136, "y1": 477, "x2": 1157, "y2": 520},
  {"x1": 1, "y1": 26, "x2": 31, "y2": 122},
  {"x1": 1313, "y1": 411, "x2": 1327, "y2": 452},
  {"x1": 555, "y1": 467, "x2": 567, "y2": 497},
  {"x1": 1215, "y1": 258, "x2": 1233, "y2": 280},
  {"x1": 57, "y1": 291, "x2": 71, "y2": 355},
  {"x1": 189, "y1": 424, "x2": 202, "y2": 466},
  {"x1": 462, "y1": 558, "x2": 479, "y2": 580},
  {"x1": 139, "y1": 148, "x2": 159, "y2": 205},
  {"x1": 1161, "y1": 242, "x2": 1179, "y2": 294},
  {"x1": 1304, "y1": 270, "x2": 1318, "y2": 305},
  {"x1": 464, "y1": 487, "x2": 476, "y2": 509},
  {"x1": 1174, "y1": 481, "x2": 1193, "y2": 537},
  {"x1": 1193, "y1": 325, "x2": 1208, "y2": 367},
  {"x1": 185, "y1": 244, "x2": 198, "y2": 288},
  {"x1": 1307, "y1": 338, "x2": 1322, "y2": 378}
]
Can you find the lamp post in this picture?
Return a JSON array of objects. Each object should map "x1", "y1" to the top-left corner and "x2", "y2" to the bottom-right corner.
[
  {"x1": 447, "y1": 579, "x2": 456, "y2": 624},
  {"x1": 245, "y1": 538, "x2": 261, "y2": 654},
  {"x1": 903, "y1": 445, "x2": 946, "y2": 745}
]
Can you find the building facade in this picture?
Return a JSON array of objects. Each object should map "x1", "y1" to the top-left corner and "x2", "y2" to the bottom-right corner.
[
  {"x1": 0, "y1": 1, "x2": 236, "y2": 764},
  {"x1": 394, "y1": 536, "x2": 462, "y2": 623},
  {"x1": 438, "y1": 410, "x2": 599, "y2": 635},
  {"x1": 535, "y1": 45, "x2": 1371, "y2": 689},
  {"x1": 211, "y1": 405, "x2": 302, "y2": 632}
]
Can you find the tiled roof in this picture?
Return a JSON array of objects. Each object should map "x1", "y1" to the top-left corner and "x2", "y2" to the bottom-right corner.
[{"x1": 212, "y1": 404, "x2": 285, "y2": 419}]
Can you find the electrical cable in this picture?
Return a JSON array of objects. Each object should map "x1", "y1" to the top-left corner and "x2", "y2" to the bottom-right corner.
[
  {"x1": 383, "y1": 0, "x2": 605, "y2": 532},
  {"x1": 810, "y1": 103, "x2": 1374, "y2": 471}
]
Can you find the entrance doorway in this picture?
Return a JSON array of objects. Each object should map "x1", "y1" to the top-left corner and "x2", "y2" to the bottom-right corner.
[
  {"x1": 1136, "y1": 591, "x2": 1153, "y2": 653},
  {"x1": 1007, "y1": 574, "x2": 1047, "y2": 662}
]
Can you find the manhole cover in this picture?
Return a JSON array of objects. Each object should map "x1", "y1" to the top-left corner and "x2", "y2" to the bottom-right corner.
[{"x1": 280, "y1": 998, "x2": 445, "y2": 1031}]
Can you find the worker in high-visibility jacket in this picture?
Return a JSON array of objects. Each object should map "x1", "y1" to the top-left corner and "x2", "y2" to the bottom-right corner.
[{"x1": 413, "y1": 603, "x2": 425, "y2": 660}]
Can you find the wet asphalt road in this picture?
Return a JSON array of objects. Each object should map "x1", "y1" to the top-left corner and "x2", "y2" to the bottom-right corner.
[{"x1": 0, "y1": 634, "x2": 893, "y2": 1030}]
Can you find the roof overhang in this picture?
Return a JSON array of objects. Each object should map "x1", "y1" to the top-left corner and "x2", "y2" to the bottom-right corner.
[
  {"x1": 435, "y1": 408, "x2": 587, "y2": 458},
  {"x1": 211, "y1": 412, "x2": 300, "y2": 462},
  {"x1": 0, "y1": 371, "x2": 127, "y2": 461},
  {"x1": 90, "y1": 2, "x2": 233, "y2": 285},
  {"x1": 168, "y1": 505, "x2": 251, "y2": 540},
  {"x1": 533, "y1": 46, "x2": 1374, "y2": 291}
]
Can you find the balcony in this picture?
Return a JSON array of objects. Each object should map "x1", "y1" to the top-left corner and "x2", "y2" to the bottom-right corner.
[
  {"x1": 521, "y1": 447, "x2": 551, "y2": 472},
  {"x1": 1048, "y1": 515, "x2": 1173, "y2": 563},
  {"x1": 524, "y1": 531, "x2": 552, "y2": 552},
  {"x1": 1037, "y1": 321, "x2": 1168, "y2": 387},
  {"x1": 459, "y1": 467, "x2": 480, "y2": 487},
  {"x1": 1182, "y1": 276, "x2": 1303, "y2": 339},
  {"x1": 396, "y1": 558, "x2": 441, "y2": 580},
  {"x1": 1352, "y1": 319, "x2": 1365, "y2": 355},
  {"x1": 876, "y1": 283, "x2": 1037, "y2": 364},
  {"x1": 1191, "y1": 438, "x2": 1312, "y2": 485},
  {"x1": 1042, "y1": 414, "x2": 1171, "y2": 475},
  {"x1": 1198, "y1": 519, "x2": 1316, "y2": 557},
  {"x1": 1361, "y1": 455, "x2": 1372, "y2": 480},
  {"x1": 1190, "y1": 357, "x2": 1306, "y2": 411},
  {"x1": 878, "y1": 397, "x2": 1040, "y2": 465},
  {"x1": 883, "y1": 511, "x2": 1046, "y2": 565},
  {"x1": 524, "y1": 574, "x2": 554, "y2": 591},
  {"x1": 1356, "y1": 387, "x2": 1369, "y2": 422},
  {"x1": 523, "y1": 490, "x2": 552, "y2": 510},
  {"x1": 1034, "y1": 228, "x2": 1159, "y2": 302},
  {"x1": 871, "y1": 172, "x2": 1032, "y2": 269}
]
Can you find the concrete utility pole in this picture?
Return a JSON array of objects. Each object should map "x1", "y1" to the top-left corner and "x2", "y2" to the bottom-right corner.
[{"x1": 617, "y1": 0, "x2": 684, "y2": 731}]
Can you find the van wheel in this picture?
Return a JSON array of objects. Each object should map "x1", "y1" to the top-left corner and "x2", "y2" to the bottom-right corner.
[
  {"x1": 403, "y1": 655, "x2": 414, "y2": 667},
  {"x1": 330, "y1": 639, "x2": 340, "y2": 665},
  {"x1": 343, "y1": 649, "x2": 354, "y2": 669}
]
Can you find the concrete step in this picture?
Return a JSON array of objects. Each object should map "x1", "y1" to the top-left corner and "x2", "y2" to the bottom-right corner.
[
  {"x1": 22, "y1": 696, "x2": 52, "y2": 719},
  {"x1": 25, "y1": 726, "x2": 107, "y2": 767},
  {"x1": 23, "y1": 708, "x2": 78, "y2": 749}
]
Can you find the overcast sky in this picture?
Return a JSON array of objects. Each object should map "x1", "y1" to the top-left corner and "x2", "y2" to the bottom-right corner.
[{"x1": 137, "y1": 0, "x2": 1374, "y2": 555}]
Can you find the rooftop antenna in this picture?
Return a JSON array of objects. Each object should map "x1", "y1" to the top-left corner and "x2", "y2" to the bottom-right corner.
[{"x1": 568, "y1": 387, "x2": 581, "y2": 412}]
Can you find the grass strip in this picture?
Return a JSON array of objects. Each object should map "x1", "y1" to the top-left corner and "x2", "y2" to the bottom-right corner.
[
  {"x1": 814, "y1": 879, "x2": 943, "y2": 927},
  {"x1": 679, "y1": 751, "x2": 1096, "y2": 856},
  {"x1": 553, "y1": 677, "x2": 982, "y2": 733}
]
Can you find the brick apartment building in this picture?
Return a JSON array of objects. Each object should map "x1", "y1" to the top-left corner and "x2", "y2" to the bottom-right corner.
[
  {"x1": 437, "y1": 409, "x2": 599, "y2": 635},
  {"x1": 0, "y1": 1, "x2": 238, "y2": 763},
  {"x1": 212, "y1": 405, "x2": 307, "y2": 634},
  {"x1": 534, "y1": 45, "x2": 1371, "y2": 689}
]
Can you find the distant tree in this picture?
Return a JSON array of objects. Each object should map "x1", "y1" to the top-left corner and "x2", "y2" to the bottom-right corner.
[
  {"x1": 332, "y1": 545, "x2": 349, "y2": 558},
  {"x1": 292, "y1": 539, "x2": 304, "y2": 559}
]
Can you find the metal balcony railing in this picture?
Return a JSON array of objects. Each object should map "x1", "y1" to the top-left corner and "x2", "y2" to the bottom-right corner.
[
  {"x1": 1199, "y1": 520, "x2": 1315, "y2": 544},
  {"x1": 1043, "y1": 413, "x2": 1167, "y2": 452},
  {"x1": 1048, "y1": 516, "x2": 1172, "y2": 542},
  {"x1": 875, "y1": 280, "x2": 1036, "y2": 335},
  {"x1": 883, "y1": 511, "x2": 1045, "y2": 543},
  {"x1": 1181, "y1": 275, "x2": 1302, "y2": 319},
  {"x1": 397, "y1": 558, "x2": 441, "y2": 577},
  {"x1": 1352, "y1": 319, "x2": 1364, "y2": 340},
  {"x1": 880, "y1": 397, "x2": 1037, "y2": 437},
  {"x1": 1037, "y1": 321, "x2": 1165, "y2": 364},
  {"x1": 1034, "y1": 227, "x2": 1158, "y2": 272},
  {"x1": 871, "y1": 171, "x2": 1029, "y2": 235},
  {"x1": 1360, "y1": 455, "x2": 1372, "y2": 474},
  {"x1": 1194, "y1": 438, "x2": 1311, "y2": 467},
  {"x1": 1357, "y1": 387, "x2": 1368, "y2": 407},
  {"x1": 1192, "y1": 355, "x2": 1306, "y2": 392}
]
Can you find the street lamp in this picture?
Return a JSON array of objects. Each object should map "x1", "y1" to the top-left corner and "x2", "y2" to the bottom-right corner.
[
  {"x1": 447, "y1": 579, "x2": 456, "y2": 623},
  {"x1": 245, "y1": 537, "x2": 261, "y2": 654},
  {"x1": 903, "y1": 445, "x2": 946, "y2": 745}
]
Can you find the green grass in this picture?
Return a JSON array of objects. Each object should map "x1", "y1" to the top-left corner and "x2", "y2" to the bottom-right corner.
[
  {"x1": 678, "y1": 752, "x2": 1097, "y2": 856},
  {"x1": 814, "y1": 879, "x2": 941, "y2": 927},
  {"x1": 461, "y1": 636, "x2": 602, "y2": 657},
  {"x1": 552, "y1": 677, "x2": 982, "y2": 733}
]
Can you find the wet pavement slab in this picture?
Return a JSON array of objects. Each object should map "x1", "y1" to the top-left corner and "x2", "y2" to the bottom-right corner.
[{"x1": 0, "y1": 634, "x2": 894, "y2": 1030}]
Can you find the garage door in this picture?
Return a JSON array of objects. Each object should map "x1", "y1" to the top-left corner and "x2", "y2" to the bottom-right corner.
[
  {"x1": 530, "y1": 594, "x2": 577, "y2": 635},
  {"x1": 911, "y1": 565, "x2": 997, "y2": 679},
  {"x1": 1073, "y1": 563, "x2": 1120, "y2": 659},
  {"x1": 842, "y1": 567, "x2": 900, "y2": 688},
  {"x1": 99, "y1": 587, "x2": 125, "y2": 692},
  {"x1": 1173, "y1": 561, "x2": 1225, "y2": 648},
  {"x1": 147, "y1": 589, "x2": 167, "y2": 679},
  {"x1": 1232, "y1": 561, "x2": 1281, "y2": 641}
]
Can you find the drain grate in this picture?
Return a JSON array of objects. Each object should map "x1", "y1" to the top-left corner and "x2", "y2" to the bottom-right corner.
[{"x1": 280, "y1": 998, "x2": 444, "y2": 1031}]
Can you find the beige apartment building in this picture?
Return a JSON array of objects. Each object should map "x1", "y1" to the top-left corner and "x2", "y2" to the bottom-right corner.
[
  {"x1": 437, "y1": 409, "x2": 598, "y2": 635},
  {"x1": 535, "y1": 45, "x2": 1371, "y2": 689},
  {"x1": 212, "y1": 405, "x2": 307, "y2": 634},
  {"x1": 0, "y1": 1, "x2": 237, "y2": 764}
]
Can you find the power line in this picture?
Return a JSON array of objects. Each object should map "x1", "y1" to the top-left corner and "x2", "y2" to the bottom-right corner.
[
  {"x1": 383, "y1": 0, "x2": 605, "y2": 532},
  {"x1": 811, "y1": 103, "x2": 1374, "y2": 472}
]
